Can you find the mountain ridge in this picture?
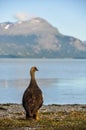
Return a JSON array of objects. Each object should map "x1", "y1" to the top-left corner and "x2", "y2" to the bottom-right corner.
[{"x1": 0, "y1": 17, "x2": 86, "y2": 58}]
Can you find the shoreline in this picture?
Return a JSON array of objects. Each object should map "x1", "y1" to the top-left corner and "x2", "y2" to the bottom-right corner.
[
  {"x1": 0, "y1": 104, "x2": 86, "y2": 117},
  {"x1": 0, "y1": 103, "x2": 86, "y2": 121}
]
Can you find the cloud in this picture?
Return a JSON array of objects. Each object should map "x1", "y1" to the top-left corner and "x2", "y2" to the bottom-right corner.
[{"x1": 14, "y1": 12, "x2": 34, "y2": 21}]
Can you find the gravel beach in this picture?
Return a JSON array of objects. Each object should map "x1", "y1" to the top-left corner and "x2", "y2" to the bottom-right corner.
[{"x1": 0, "y1": 104, "x2": 86, "y2": 119}]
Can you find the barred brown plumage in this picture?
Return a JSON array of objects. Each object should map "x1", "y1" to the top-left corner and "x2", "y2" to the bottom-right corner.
[{"x1": 22, "y1": 66, "x2": 43, "y2": 120}]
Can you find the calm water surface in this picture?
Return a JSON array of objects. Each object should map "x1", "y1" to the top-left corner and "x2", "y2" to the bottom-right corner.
[{"x1": 0, "y1": 59, "x2": 86, "y2": 105}]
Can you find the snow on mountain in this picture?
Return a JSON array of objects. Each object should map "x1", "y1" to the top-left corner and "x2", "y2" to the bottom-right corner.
[{"x1": 4, "y1": 24, "x2": 10, "y2": 29}]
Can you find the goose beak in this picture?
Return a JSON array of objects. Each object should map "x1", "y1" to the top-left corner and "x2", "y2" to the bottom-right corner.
[{"x1": 36, "y1": 68, "x2": 39, "y2": 71}]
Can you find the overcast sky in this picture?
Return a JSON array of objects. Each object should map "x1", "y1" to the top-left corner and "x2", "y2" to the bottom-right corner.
[{"x1": 0, "y1": 0, "x2": 86, "y2": 41}]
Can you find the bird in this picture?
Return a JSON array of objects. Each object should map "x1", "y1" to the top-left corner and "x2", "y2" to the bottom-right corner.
[{"x1": 22, "y1": 66, "x2": 43, "y2": 120}]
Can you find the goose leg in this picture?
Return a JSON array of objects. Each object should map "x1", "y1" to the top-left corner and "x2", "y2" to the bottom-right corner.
[{"x1": 33, "y1": 110, "x2": 39, "y2": 120}]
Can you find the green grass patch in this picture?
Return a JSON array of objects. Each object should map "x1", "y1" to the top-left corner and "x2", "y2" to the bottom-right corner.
[{"x1": 0, "y1": 111, "x2": 86, "y2": 130}]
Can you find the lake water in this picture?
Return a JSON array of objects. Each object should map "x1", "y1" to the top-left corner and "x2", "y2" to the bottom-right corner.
[{"x1": 0, "y1": 59, "x2": 86, "y2": 105}]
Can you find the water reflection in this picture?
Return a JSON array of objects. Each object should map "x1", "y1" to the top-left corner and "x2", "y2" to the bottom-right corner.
[{"x1": 0, "y1": 78, "x2": 86, "y2": 105}]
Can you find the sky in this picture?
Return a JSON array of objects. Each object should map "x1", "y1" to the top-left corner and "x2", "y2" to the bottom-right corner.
[{"x1": 0, "y1": 0, "x2": 86, "y2": 41}]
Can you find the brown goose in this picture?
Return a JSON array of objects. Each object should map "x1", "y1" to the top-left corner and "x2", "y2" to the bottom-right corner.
[{"x1": 22, "y1": 66, "x2": 43, "y2": 120}]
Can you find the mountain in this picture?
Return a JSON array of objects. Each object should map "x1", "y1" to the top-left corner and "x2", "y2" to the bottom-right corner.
[
  {"x1": 83, "y1": 41, "x2": 86, "y2": 44},
  {"x1": 0, "y1": 17, "x2": 86, "y2": 58}
]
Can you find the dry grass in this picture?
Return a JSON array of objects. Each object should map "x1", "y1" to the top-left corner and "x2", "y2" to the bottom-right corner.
[{"x1": 0, "y1": 111, "x2": 86, "y2": 130}]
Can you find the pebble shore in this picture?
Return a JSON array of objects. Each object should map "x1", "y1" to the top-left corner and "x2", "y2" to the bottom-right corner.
[{"x1": 0, "y1": 104, "x2": 86, "y2": 119}]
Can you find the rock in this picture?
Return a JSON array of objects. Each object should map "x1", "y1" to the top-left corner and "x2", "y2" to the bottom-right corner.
[{"x1": 0, "y1": 104, "x2": 86, "y2": 119}]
